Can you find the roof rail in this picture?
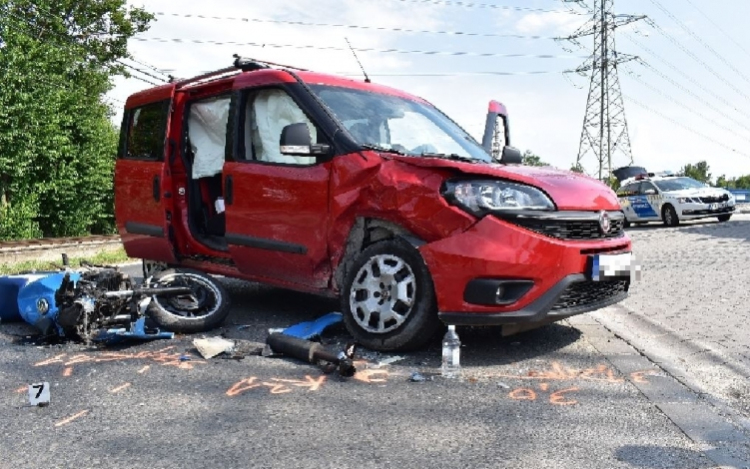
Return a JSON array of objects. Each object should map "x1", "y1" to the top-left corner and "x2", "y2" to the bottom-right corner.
[{"x1": 171, "y1": 55, "x2": 311, "y2": 89}]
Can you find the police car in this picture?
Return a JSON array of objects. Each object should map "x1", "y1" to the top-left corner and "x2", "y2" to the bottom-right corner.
[{"x1": 617, "y1": 172, "x2": 736, "y2": 227}]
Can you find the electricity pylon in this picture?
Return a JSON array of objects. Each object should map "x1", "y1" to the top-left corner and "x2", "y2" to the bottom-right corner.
[{"x1": 560, "y1": 0, "x2": 646, "y2": 180}]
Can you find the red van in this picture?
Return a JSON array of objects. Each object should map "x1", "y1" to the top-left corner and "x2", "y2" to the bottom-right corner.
[{"x1": 115, "y1": 56, "x2": 636, "y2": 351}]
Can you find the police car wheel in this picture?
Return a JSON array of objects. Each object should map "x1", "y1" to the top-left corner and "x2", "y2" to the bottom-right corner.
[
  {"x1": 718, "y1": 214, "x2": 732, "y2": 222},
  {"x1": 623, "y1": 218, "x2": 631, "y2": 228},
  {"x1": 662, "y1": 204, "x2": 679, "y2": 227}
]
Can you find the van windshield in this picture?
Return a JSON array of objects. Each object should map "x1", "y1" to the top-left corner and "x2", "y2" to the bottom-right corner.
[{"x1": 308, "y1": 84, "x2": 492, "y2": 163}]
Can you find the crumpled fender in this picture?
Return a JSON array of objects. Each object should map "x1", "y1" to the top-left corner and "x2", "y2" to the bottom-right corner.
[{"x1": 325, "y1": 151, "x2": 476, "y2": 291}]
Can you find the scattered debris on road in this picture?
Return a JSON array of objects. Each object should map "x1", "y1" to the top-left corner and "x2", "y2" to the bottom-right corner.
[{"x1": 265, "y1": 332, "x2": 357, "y2": 377}]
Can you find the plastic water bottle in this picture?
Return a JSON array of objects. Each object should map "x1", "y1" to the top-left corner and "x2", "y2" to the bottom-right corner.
[{"x1": 441, "y1": 325, "x2": 461, "y2": 379}]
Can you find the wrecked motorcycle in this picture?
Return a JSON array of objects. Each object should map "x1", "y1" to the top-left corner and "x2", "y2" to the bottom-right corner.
[{"x1": 19, "y1": 265, "x2": 230, "y2": 345}]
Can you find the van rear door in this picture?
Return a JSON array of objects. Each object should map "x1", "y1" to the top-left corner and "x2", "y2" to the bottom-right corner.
[{"x1": 114, "y1": 85, "x2": 179, "y2": 264}]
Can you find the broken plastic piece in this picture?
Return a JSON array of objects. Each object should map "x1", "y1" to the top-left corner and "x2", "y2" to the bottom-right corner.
[
  {"x1": 281, "y1": 312, "x2": 343, "y2": 340},
  {"x1": 178, "y1": 354, "x2": 192, "y2": 362},
  {"x1": 93, "y1": 317, "x2": 175, "y2": 344},
  {"x1": 194, "y1": 336, "x2": 235, "y2": 359},
  {"x1": 409, "y1": 372, "x2": 427, "y2": 382}
]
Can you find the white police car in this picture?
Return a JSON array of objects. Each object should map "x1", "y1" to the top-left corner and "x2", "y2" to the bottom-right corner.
[{"x1": 617, "y1": 173, "x2": 736, "y2": 227}]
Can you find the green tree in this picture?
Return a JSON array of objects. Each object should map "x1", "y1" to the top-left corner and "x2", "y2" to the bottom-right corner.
[
  {"x1": 679, "y1": 161, "x2": 712, "y2": 184},
  {"x1": 570, "y1": 162, "x2": 585, "y2": 174},
  {"x1": 522, "y1": 150, "x2": 549, "y2": 167},
  {"x1": 0, "y1": 0, "x2": 153, "y2": 240}
]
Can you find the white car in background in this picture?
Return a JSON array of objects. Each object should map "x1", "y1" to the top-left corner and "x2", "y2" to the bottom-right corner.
[{"x1": 617, "y1": 174, "x2": 736, "y2": 227}]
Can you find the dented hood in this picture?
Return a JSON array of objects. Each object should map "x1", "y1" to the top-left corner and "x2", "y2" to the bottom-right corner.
[{"x1": 387, "y1": 155, "x2": 621, "y2": 211}]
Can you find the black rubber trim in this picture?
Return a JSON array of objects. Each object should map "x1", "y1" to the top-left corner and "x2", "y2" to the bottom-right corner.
[
  {"x1": 125, "y1": 222, "x2": 165, "y2": 238},
  {"x1": 225, "y1": 233, "x2": 307, "y2": 255},
  {"x1": 439, "y1": 274, "x2": 629, "y2": 326}
]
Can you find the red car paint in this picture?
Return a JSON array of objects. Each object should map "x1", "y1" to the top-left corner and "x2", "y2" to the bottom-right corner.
[{"x1": 115, "y1": 60, "x2": 633, "y2": 348}]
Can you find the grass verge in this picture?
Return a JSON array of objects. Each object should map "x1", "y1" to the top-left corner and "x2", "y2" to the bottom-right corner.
[{"x1": 0, "y1": 247, "x2": 137, "y2": 275}]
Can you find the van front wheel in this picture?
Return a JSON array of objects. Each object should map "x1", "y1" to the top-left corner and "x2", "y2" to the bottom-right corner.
[{"x1": 341, "y1": 239, "x2": 440, "y2": 352}]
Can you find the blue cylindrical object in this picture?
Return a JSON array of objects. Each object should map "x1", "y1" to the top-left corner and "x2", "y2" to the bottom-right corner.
[
  {"x1": 17, "y1": 272, "x2": 81, "y2": 330},
  {"x1": 0, "y1": 274, "x2": 50, "y2": 322}
]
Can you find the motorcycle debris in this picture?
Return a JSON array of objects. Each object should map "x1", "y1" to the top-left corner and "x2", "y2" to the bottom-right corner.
[{"x1": 193, "y1": 337, "x2": 235, "y2": 359}]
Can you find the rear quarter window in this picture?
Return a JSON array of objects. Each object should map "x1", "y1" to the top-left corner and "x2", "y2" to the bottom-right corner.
[{"x1": 121, "y1": 100, "x2": 171, "y2": 161}]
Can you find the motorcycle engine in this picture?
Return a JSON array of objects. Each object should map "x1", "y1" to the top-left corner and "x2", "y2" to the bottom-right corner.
[{"x1": 54, "y1": 268, "x2": 135, "y2": 343}]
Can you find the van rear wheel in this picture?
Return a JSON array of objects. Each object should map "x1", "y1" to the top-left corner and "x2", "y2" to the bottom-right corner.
[{"x1": 341, "y1": 239, "x2": 440, "y2": 352}]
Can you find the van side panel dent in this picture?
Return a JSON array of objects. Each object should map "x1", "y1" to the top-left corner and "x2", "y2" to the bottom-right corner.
[{"x1": 327, "y1": 151, "x2": 476, "y2": 293}]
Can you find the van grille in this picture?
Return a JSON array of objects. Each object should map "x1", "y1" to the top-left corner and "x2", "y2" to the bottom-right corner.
[
  {"x1": 510, "y1": 217, "x2": 625, "y2": 241},
  {"x1": 550, "y1": 279, "x2": 629, "y2": 313}
]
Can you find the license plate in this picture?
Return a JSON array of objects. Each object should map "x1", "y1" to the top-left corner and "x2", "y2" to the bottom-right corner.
[
  {"x1": 710, "y1": 202, "x2": 726, "y2": 211},
  {"x1": 590, "y1": 252, "x2": 637, "y2": 281}
]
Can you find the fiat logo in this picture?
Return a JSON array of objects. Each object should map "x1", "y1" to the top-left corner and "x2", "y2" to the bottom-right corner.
[{"x1": 599, "y1": 211, "x2": 611, "y2": 234}]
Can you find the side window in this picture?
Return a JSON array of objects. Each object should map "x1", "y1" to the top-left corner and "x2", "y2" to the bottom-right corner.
[
  {"x1": 187, "y1": 95, "x2": 231, "y2": 179},
  {"x1": 640, "y1": 182, "x2": 657, "y2": 195},
  {"x1": 124, "y1": 100, "x2": 170, "y2": 160},
  {"x1": 242, "y1": 88, "x2": 323, "y2": 166},
  {"x1": 617, "y1": 183, "x2": 637, "y2": 197}
]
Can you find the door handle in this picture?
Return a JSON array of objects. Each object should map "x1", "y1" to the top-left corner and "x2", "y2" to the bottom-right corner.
[
  {"x1": 153, "y1": 175, "x2": 160, "y2": 202},
  {"x1": 225, "y1": 175, "x2": 233, "y2": 205}
]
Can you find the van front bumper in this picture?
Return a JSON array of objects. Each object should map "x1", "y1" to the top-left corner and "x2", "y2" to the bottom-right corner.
[{"x1": 418, "y1": 213, "x2": 635, "y2": 326}]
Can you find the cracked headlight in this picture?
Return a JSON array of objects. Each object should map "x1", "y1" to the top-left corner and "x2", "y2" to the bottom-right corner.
[{"x1": 442, "y1": 179, "x2": 555, "y2": 217}]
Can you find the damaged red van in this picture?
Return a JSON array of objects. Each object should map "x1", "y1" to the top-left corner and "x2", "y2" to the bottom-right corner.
[{"x1": 115, "y1": 56, "x2": 637, "y2": 351}]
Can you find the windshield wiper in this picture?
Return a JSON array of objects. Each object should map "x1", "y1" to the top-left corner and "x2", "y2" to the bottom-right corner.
[
  {"x1": 420, "y1": 152, "x2": 481, "y2": 163},
  {"x1": 361, "y1": 144, "x2": 408, "y2": 156}
]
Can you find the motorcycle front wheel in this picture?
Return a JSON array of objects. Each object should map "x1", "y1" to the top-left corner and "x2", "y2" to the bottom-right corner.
[{"x1": 147, "y1": 268, "x2": 231, "y2": 333}]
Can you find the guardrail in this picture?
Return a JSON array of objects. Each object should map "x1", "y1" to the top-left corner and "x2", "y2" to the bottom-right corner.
[{"x1": 0, "y1": 235, "x2": 123, "y2": 265}]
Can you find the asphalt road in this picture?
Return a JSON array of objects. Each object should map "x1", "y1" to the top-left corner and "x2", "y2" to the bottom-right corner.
[{"x1": 2, "y1": 225, "x2": 750, "y2": 469}]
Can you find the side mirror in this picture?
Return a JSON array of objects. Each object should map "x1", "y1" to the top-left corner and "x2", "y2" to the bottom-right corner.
[
  {"x1": 481, "y1": 100, "x2": 511, "y2": 154},
  {"x1": 499, "y1": 146, "x2": 523, "y2": 165},
  {"x1": 280, "y1": 123, "x2": 331, "y2": 158}
]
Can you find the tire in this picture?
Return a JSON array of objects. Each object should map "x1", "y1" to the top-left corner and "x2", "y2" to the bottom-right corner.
[
  {"x1": 662, "y1": 204, "x2": 680, "y2": 227},
  {"x1": 146, "y1": 268, "x2": 231, "y2": 333},
  {"x1": 623, "y1": 218, "x2": 631, "y2": 228},
  {"x1": 341, "y1": 238, "x2": 440, "y2": 352},
  {"x1": 718, "y1": 214, "x2": 732, "y2": 222}
]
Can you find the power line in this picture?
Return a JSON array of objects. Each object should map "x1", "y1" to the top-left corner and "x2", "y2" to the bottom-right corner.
[
  {"x1": 116, "y1": 60, "x2": 167, "y2": 84},
  {"x1": 374, "y1": 0, "x2": 586, "y2": 14},
  {"x1": 647, "y1": 0, "x2": 750, "y2": 86},
  {"x1": 683, "y1": 0, "x2": 750, "y2": 60},
  {"x1": 155, "y1": 68, "x2": 573, "y2": 77},
  {"x1": 131, "y1": 36, "x2": 587, "y2": 60},
  {"x1": 152, "y1": 12, "x2": 559, "y2": 40},
  {"x1": 621, "y1": 33, "x2": 750, "y2": 123},
  {"x1": 645, "y1": 19, "x2": 750, "y2": 104},
  {"x1": 633, "y1": 59, "x2": 750, "y2": 137},
  {"x1": 622, "y1": 66, "x2": 750, "y2": 145},
  {"x1": 623, "y1": 94, "x2": 750, "y2": 159}
]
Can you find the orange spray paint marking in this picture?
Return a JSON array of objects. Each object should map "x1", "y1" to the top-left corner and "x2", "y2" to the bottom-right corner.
[
  {"x1": 549, "y1": 387, "x2": 580, "y2": 406},
  {"x1": 110, "y1": 383, "x2": 131, "y2": 394},
  {"x1": 353, "y1": 369, "x2": 389, "y2": 384},
  {"x1": 262, "y1": 383, "x2": 292, "y2": 394},
  {"x1": 226, "y1": 377, "x2": 261, "y2": 397},
  {"x1": 509, "y1": 388, "x2": 537, "y2": 401},
  {"x1": 63, "y1": 367, "x2": 73, "y2": 377},
  {"x1": 55, "y1": 410, "x2": 89, "y2": 427},
  {"x1": 539, "y1": 383, "x2": 550, "y2": 392},
  {"x1": 630, "y1": 370, "x2": 657, "y2": 383},
  {"x1": 138, "y1": 366, "x2": 150, "y2": 374},
  {"x1": 15, "y1": 386, "x2": 26, "y2": 394},
  {"x1": 272, "y1": 375, "x2": 327, "y2": 391}
]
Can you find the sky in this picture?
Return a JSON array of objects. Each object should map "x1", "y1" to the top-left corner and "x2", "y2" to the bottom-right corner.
[{"x1": 109, "y1": 0, "x2": 750, "y2": 180}]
